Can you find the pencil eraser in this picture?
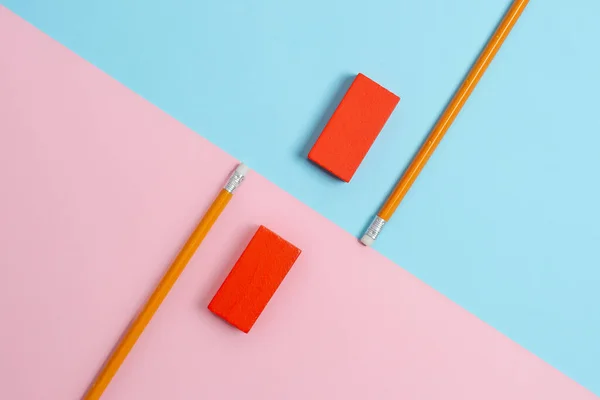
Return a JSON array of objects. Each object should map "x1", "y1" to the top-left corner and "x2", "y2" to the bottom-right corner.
[
  {"x1": 308, "y1": 73, "x2": 400, "y2": 182},
  {"x1": 208, "y1": 226, "x2": 301, "y2": 333}
]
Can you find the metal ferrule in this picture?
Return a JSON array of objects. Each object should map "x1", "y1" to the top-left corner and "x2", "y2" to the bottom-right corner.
[
  {"x1": 364, "y1": 216, "x2": 386, "y2": 242},
  {"x1": 223, "y1": 168, "x2": 246, "y2": 193}
]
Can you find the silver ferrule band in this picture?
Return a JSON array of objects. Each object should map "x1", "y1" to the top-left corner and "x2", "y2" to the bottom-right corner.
[
  {"x1": 365, "y1": 216, "x2": 386, "y2": 242},
  {"x1": 224, "y1": 169, "x2": 245, "y2": 193}
]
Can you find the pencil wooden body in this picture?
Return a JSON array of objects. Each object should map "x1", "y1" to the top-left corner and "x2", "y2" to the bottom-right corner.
[
  {"x1": 83, "y1": 190, "x2": 232, "y2": 400},
  {"x1": 378, "y1": 0, "x2": 529, "y2": 221}
]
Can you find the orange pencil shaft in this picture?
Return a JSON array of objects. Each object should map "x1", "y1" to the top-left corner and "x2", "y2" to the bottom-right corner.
[
  {"x1": 84, "y1": 164, "x2": 248, "y2": 399},
  {"x1": 381, "y1": 0, "x2": 529, "y2": 219},
  {"x1": 362, "y1": 0, "x2": 529, "y2": 246}
]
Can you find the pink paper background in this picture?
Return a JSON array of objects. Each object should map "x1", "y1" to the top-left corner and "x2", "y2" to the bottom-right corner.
[{"x1": 0, "y1": 7, "x2": 596, "y2": 399}]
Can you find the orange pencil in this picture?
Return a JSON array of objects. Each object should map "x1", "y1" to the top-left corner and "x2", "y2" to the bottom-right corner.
[
  {"x1": 361, "y1": 0, "x2": 530, "y2": 246},
  {"x1": 83, "y1": 163, "x2": 248, "y2": 400}
]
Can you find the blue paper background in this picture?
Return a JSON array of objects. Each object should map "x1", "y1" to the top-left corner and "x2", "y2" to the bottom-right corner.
[{"x1": 3, "y1": 0, "x2": 599, "y2": 393}]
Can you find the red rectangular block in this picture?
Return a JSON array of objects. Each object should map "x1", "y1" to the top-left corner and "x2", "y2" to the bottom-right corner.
[
  {"x1": 208, "y1": 226, "x2": 301, "y2": 333},
  {"x1": 308, "y1": 73, "x2": 400, "y2": 182}
]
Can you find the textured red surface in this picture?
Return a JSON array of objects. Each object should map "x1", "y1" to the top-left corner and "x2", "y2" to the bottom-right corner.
[
  {"x1": 308, "y1": 73, "x2": 400, "y2": 182},
  {"x1": 208, "y1": 226, "x2": 302, "y2": 333}
]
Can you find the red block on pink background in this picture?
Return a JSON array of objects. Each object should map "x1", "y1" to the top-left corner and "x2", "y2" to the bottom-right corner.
[{"x1": 209, "y1": 225, "x2": 301, "y2": 333}]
